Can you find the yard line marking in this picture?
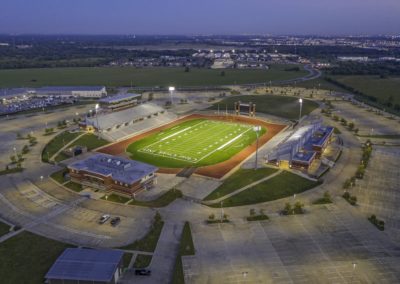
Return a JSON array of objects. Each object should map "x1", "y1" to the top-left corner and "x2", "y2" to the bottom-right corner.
[
  {"x1": 142, "y1": 120, "x2": 206, "y2": 149},
  {"x1": 196, "y1": 127, "x2": 252, "y2": 163}
]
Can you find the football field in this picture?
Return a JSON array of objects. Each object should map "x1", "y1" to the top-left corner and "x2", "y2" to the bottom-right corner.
[{"x1": 126, "y1": 118, "x2": 266, "y2": 168}]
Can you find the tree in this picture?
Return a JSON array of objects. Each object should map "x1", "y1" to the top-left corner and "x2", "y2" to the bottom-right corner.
[
  {"x1": 348, "y1": 122, "x2": 354, "y2": 130},
  {"x1": 208, "y1": 213, "x2": 215, "y2": 220},
  {"x1": 16, "y1": 132, "x2": 22, "y2": 139},
  {"x1": 22, "y1": 145, "x2": 29, "y2": 154},
  {"x1": 283, "y1": 203, "x2": 292, "y2": 215},
  {"x1": 349, "y1": 196, "x2": 357, "y2": 206},
  {"x1": 293, "y1": 202, "x2": 304, "y2": 214},
  {"x1": 10, "y1": 155, "x2": 16, "y2": 164}
]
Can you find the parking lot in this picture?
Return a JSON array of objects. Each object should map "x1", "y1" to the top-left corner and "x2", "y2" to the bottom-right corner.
[
  {"x1": 353, "y1": 146, "x2": 400, "y2": 242},
  {"x1": 331, "y1": 101, "x2": 400, "y2": 136},
  {"x1": 183, "y1": 203, "x2": 400, "y2": 283}
]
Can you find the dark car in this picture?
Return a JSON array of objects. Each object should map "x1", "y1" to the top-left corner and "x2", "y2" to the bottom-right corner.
[
  {"x1": 135, "y1": 269, "x2": 151, "y2": 276},
  {"x1": 110, "y1": 217, "x2": 121, "y2": 227}
]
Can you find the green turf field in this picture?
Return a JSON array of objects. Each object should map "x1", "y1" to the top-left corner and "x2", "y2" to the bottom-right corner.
[
  {"x1": 209, "y1": 95, "x2": 319, "y2": 120},
  {"x1": 0, "y1": 65, "x2": 307, "y2": 88},
  {"x1": 127, "y1": 118, "x2": 265, "y2": 168}
]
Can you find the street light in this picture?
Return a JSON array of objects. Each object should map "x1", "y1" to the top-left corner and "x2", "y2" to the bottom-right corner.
[
  {"x1": 95, "y1": 104, "x2": 100, "y2": 139},
  {"x1": 168, "y1": 86, "x2": 175, "y2": 105},
  {"x1": 298, "y1": 98, "x2": 303, "y2": 122},
  {"x1": 253, "y1": 126, "x2": 261, "y2": 169}
]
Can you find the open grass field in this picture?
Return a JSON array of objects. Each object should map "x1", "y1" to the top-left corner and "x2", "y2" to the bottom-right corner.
[
  {"x1": 127, "y1": 118, "x2": 265, "y2": 168},
  {"x1": 0, "y1": 231, "x2": 71, "y2": 283},
  {"x1": 209, "y1": 95, "x2": 319, "y2": 120},
  {"x1": 333, "y1": 75, "x2": 400, "y2": 105},
  {"x1": 212, "y1": 171, "x2": 321, "y2": 207},
  {"x1": 0, "y1": 65, "x2": 307, "y2": 88}
]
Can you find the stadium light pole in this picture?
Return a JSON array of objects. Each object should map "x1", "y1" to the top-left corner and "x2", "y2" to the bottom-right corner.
[
  {"x1": 168, "y1": 86, "x2": 175, "y2": 105},
  {"x1": 253, "y1": 126, "x2": 261, "y2": 169},
  {"x1": 95, "y1": 104, "x2": 100, "y2": 139},
  {"x1": 298, "y1": 98, "x2": 303, "y2": 123}
]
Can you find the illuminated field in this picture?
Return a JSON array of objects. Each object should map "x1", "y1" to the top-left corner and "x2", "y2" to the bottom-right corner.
[{"x1": 126, "y1": 118, "x2": 266, "y2": 168}]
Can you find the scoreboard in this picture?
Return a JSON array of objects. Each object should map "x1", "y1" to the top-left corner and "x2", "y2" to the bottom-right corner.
[{"x1": 234, "y1": 101, "x2": 256, "y2": 117}]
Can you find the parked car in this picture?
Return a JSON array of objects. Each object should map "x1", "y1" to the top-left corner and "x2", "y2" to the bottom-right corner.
[
  {"x1": 99, "y1": 214, "x2": 110, "y2": 224},
  {"x1": 135, "y1": 269, "x2": 151, "y2": 276},
  {"x1": 110, "y1": 217, "x2": 121, "y2": 227}
]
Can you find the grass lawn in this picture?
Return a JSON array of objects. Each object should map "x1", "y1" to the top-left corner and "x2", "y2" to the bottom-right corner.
[
  {"x1": 0, "y1": 231, "x2": 71, "y2": 284},
  {"x1": 0, "y1": 221, "x2": 10, "y2": 237},
  {"x1": 290, "y1": 76, "x2": 349, "y2": 93},
  {"x1": 172, "y1": 222, "x2": 195, "y2": 284},
  {"x1": 0, "y1": 65, "x2": 307, "y2": 88},
  {"x1": 54, "y1": 152, "x2": 71, "y2": 163},
  {"x1": 0, "y1": 167, "x2": 24, "y2": 176},
  {"x1": 42, "y1": 131, "x2": 81, "y2": 162},
  {"x1": 180, "y1": 222, "x2": 195, "y2": 256},
  {"x1": 333, "y1": 75, "x2": 400, "y2": 105},
  {"x1": 64, "y1": 181, "x2": 83, "y2": 192},
  {"x1": 129, "y1": 189, "x2": 182, "y2": 208},
  {"x1": 133, "y1": 254, "x2": 152, "y2": 269},
  {"x1": 68, "y1": 133, "x2": 109, "y2": 151},
  {"x1": 212, "y1": 171, "x2": 321, "y2": 207},
  {"x1": 101, "y1": 193, "x2": 131, "y2": 204},
  {"x1": 119, "y1": 212, "x2": 164, "y2": 252},
  {"x1": 127, "y1": 119, "x2": 264, "y2": 168},
  {"x1": 204, "y1": 168, "x2": 278, "y2": 201},
  {"x1": 50, "y1": 168, "x2": 68, "y2": 184},
  {"x1": 209, "y1": 95, "x2": 319, "y2": 120},
  {"x1": 122, "y1": 253, "x2": 133, "y2": 269}
]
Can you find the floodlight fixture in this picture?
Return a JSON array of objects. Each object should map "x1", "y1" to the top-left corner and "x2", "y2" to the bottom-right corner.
[{"x1": 168, "y1": 86, "x2": 175, "y2": 92}]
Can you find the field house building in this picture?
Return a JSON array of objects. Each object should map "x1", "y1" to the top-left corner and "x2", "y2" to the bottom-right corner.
[
  {"x1": 68, "y1": 153, "x2": 158, "y2": 197},
  {"x1": 45, "y1": 248, "x2": 124, "y2": 284},
  {"x1": 266, "y1": 122, "x2": 334, "y2": 170}
]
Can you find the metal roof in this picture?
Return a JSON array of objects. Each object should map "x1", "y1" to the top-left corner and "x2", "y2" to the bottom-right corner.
[
  {"x1": 86, "y1": 103, "x2": 164, "y2": 129},
  {"x1": 45, "y1": 248, "x2": 123, "y2": 282},
  {"x1": 68, "y1": 153, "x2": 158, "y2": 184},
  {"x1": 37, "y1": 86, "x2": 105, "y2": 92},
  {"x1": 99, "y1": 93, "x2": 141, "y2": 104}
]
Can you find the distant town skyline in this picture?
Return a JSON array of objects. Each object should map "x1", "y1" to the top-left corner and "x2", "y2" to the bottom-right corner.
[{"x1": 1, "y1": 0, "x2": 400, "y2": 35}]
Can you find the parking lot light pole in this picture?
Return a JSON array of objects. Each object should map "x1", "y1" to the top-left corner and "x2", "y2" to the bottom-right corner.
[
  {"x1": 168, "y1": 86, "x2": 175, "y2": 105},
  {"x1": 253, "y1": 126, "x2": 261, "y2": 169},
  {"x1": 220, "y1": 201, "x2": 224, "y2": 222},
  {"x1": 299, "y1": 98, "x2": 303, "y2": 123}
]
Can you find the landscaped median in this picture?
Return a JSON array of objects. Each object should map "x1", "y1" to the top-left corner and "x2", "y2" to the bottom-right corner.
[
  {"x1": 119, "y1": 212, "x2": 164, "y2": 269},
  {"x1": 172, "y1": 221, "x2": 195, "y2": 284},
  {"x1": 207, "y1": 171, "x2": 322, "y2": 208}
]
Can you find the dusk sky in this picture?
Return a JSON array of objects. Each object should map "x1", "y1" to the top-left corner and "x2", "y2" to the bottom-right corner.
[{"x1": 1, "y1": 0, "x2": 400, "y2": 35}]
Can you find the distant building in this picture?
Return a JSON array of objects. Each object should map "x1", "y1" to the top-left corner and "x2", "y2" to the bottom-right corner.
[
  {"x1": 45, "y1": 248, "x2": 124, "y2": 284},
  {"x1": 211, "y1": 58, "x2": 234, "y2": 69},
  {"x1": 337, "y1": 56, "x2": 369, "y2": 62},
  {"x1": 99, "y1": 93, "x2": 142, "y2": 112},
  {"x1": 68, "y1": 153, "x2": 158, "y2": 196},
  {"x1": 34, "y1": 86, "x2": 107, "y2": 98}
]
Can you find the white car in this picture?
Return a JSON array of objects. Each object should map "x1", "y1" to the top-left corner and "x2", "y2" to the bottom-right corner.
[{"x1": 99, "y1": 214, "x2": 110, "y2": 224}]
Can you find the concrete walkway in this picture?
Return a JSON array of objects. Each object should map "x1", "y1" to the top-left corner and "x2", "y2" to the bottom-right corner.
[{"x1": 203, "y1": 169, "x2": 283, "y2": 205}]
